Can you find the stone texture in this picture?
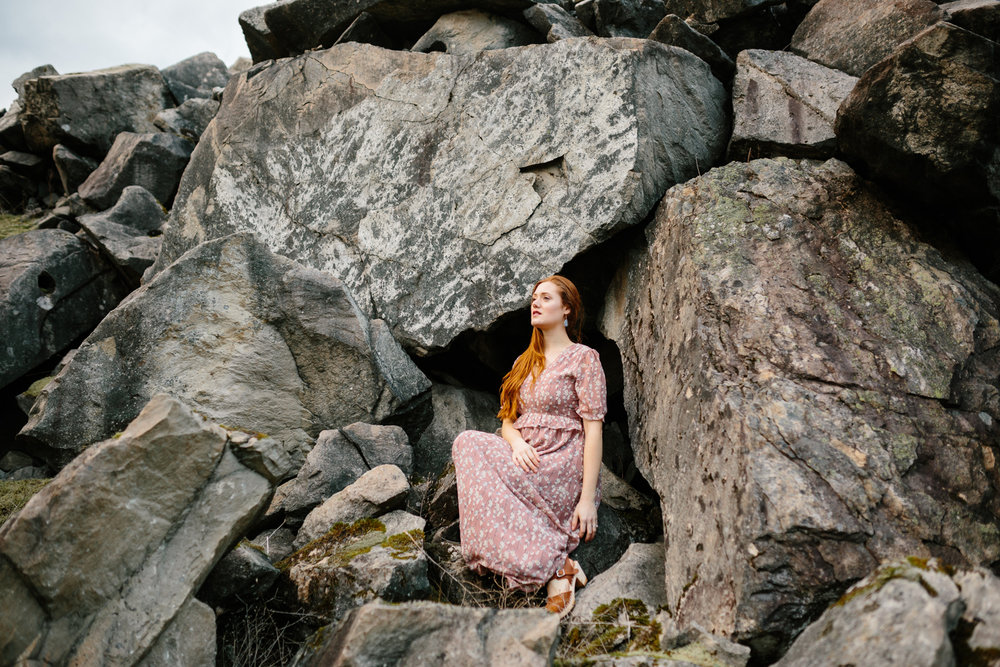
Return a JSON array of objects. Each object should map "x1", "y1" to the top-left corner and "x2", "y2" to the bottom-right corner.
[
  {"x1": 20, "y1": 64, "x2": 172, "y2": 155},
  {"x1": 152, "y1": 38, "x2": 727, "y2": 352},
  {"x1": 52, "y1": 144, "x2": 98, "y2": 194},
  {"x1": 198, "y1": 542, "x2": 280, "y2": 607},
  {"x1": 78, "y1": 131, "x2": 193, "y2": 209},
  {"x1": 413, "y1": 383, "x2": 500, "y2": 477},
  {"x1": 295, "y1": 464, "x2": 410, "y2": 547},
  {"x1": 154, "y1": 98, "x2": 220, "y2": 142},
  {"x1": 294, "y1": 599, "x2": 559, "y2": 667},
  {"x1": 790, "y1": 0, "x2": 943, "y2": 76},
  {"x1": 0, "y1": 165, "x2": 35, "y2": 210},
  {"x1": 570, "y1": 503, "x2": 634, "y2": 579},
  {"x1": 523, "y1": 4, "x2": 595, "y2": 41},
  {"x1": 412, "y1": 10, "x2": 540, "y2": 54},
  {"x1": 954, "y1": 567, "x2": 1000, "y2": 660},
  {"x1": 0, "y1": 66, "x2": 58, "y2": 152},
  {"x1": 0, "y1": 394, "x2": 271, "y2": 666},
  {"x1": 76, "y1": 186, "x2": 167, "y2": 284},
  {"x1": 0, "y1": 151, "x2": 44, "y2": 178},
  {"x1": 729, "y1": 49, "x2": 857, "y2": 160},
  {"x1": 333, "y1": 12, "x2": 394, "y2": 48},
  {"x1": 661, "y1": 0, "x2": 783, "y2": 23},
  {"x1": 602, "y1": 157, "x2": 1000, "y2": 660},
  {"x1": 0, "y1": 229, "x2": 125, "y2": 389},
  {"x1": 19, "y1": 233, "x2": 431, "y2": 468},
  {"x1": 138, "y1": 598, "x2": 216, "y2": 667},
  {"x1": 161, "y1": 51, "x2": 230, "y2": 103},
  {"x1": 575, "y1": 0, "x2": 669, "y2": 37},
  {"x1": 571, "y1": 542, "x2": 667, "y2": 621},
  {"x1": 649, "y1": 14, "x2": 735, "y2": 83},
  {"x1": 943, "y1": 0, "x2": 1000, "y2": 41}
]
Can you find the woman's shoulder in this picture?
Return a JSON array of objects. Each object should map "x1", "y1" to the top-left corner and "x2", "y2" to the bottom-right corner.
[{"x1": 569, "y1": 342, "x2": 601, "y2": 361}]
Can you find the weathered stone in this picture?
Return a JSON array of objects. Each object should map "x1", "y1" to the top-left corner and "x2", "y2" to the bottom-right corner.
[
  {"x1": 19, "y1": 233, "x2": 431, "y2": 468},
  {"x1": 12, "y1": 65, "x2": 59, "y2": 97},
  {"x1": 0, "y1": 103, "x2": 26, "y2": 152},
  {"x1": 333, "y1": 12, "x2": 393, "y2": 48},
  {"x1": 649, "y1": 14, "x2": 735, "y2": 82},
  {"x1": 661, "y1": 0, "x2": 783, "y2": 23},
  {"x1": 835, "y1": 22, "x2": 1000, "y2": 215},
  {"x1": 0, "y1": 165, "x2": 34, "y2": 210},
  {"x1": 954, "y1": 567, "x2": 1000, "y2": 659},
  {"x1": 295, "y1": 464, "x2": 410, "y2": 547},
  {"x1": 228, "y1": 434, "x2": 298, "y2": 485},
  {"x1": 0, "y1": 451, "x2": 34, "y2": 472},
  {"x1": 1, "y1": 466, "x2": 51, "y2": 482},
  {"x1": 154, "y1": 97, "x2": 219, "y2": 142},
  {"x1": 599, "y1": 463, "x2": 662, "y2": 543},
  {"x1": 776, "y1": 559, "x2": 962, "y2": 666},
  {"x1": 790, "y1": 0, "x2": 943, "y2": 76},
  {"x1": 20, "y1": 64, "x2": 172, "y2": 155},
  {"x1": 152, "y1": 39, "x2": 727, "y2": 352},
  {"x1": 52, "y1": 144, "x2": 98, "y2": 194},
  {"x1": 250, "y1": 526, "x2": 296, "y2": 563},
  {"x1": 942, "y1": 0, "x2": 1000, "y2": 41},
  {"x1": 294, "y1": 599, "x2": 559, "y2": 667},
  {"x1": 0, "y1": 394, "x2": 271, "y2": 665},
  {"x1": 570, "y1": 503, "x2": 633, "y2": 579},
  {"x1": 577, "y1": 0, "x2": 669, "y2": 37},
  {"x1": 414, "y1": 383, "x2": 500, "y2": 477},
  {"x1": 424, "y1": 462, "x2": 459, "y2": 534},
  {"x1": 78, "y1": 131, "x2": 193, "y2": 209},
  {"x1": 523, "y1": 4, "x2": 595, "y2": 41},
  {"x1": 0, "y1": 151, "x2": 44, "y2": 178},
  {"x1": 0, "y1": 229, "x2": 125, "y2": 389},
  {"x1": 228, "y1": 57, "x2": 253, "y2": 77},
  {"x1": 571, "y1": 542, "x2": 667, "y2": 621},
  {"x1": 161, "y1": 52, "x2": 230, "y2": 103},
  {"x1": 602, "y1": 157, "x2": 1000, "y2": 660},
  {"x1": 658, "y1": 622, "x2": 752, "y2": 666},
  {"x1": 729, "y1": 49, "x2": 857, "y2": 160},
  {"x1": 138, "y1": 598, "x2": 216, "y2": 667},
  {"x1": 76, "y1": 186, "x2": 167, "y2": 284},
  {"x1": 198, "y1": 542, "x2": 280, "y2": 607},
  {"x1": 412, "y1": 10, "x2": 539, "y2": 54}
]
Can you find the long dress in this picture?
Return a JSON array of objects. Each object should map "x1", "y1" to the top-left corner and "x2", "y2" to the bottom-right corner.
[{"x1": 451, "y1": 342, "x2": 607, "y2": 591}]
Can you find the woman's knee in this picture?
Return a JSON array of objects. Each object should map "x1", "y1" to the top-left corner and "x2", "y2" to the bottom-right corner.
[{"x1": 452, "y1": 430, "x2": 478, "y2": 457}]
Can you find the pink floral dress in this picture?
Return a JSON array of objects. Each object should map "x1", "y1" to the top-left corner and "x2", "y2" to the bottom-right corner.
[{"x1": 452, "y1": 343, "x2": 607, "y2": 590}]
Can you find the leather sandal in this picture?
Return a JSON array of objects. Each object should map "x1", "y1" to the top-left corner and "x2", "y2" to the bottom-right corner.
[{"x1": 545, "y1": 558, "x2": 588, "y2": 619}]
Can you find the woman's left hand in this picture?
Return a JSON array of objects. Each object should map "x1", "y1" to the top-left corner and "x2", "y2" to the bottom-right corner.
[{"x1": 571, "y1": 500, "x2": 598, "y2": 542}]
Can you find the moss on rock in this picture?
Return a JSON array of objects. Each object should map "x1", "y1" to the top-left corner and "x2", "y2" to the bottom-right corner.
[{"x1": 0, "y1": 478, "x2": 51, "y2": 525}]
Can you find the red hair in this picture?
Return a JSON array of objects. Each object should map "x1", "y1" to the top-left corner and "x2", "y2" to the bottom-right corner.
[{"x1": 497, "y1": 275, "x2": 583, "y2": 421}]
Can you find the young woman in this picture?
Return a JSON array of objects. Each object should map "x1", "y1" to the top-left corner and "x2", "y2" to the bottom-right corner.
[{"x1": 452, "y1": 275, "x2": 606, "y2": 618}]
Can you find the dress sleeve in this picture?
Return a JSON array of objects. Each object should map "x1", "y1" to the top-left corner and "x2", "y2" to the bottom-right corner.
[{"x1": 574, "y1": 347, "x2": 607, "y2": 422}]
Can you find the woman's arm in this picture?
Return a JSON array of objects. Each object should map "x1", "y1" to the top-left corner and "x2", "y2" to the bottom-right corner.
[
  {"x1": 502, "y1": 418, "x2": 539, "y2": 473},
  {"x1": 572, "y1": 418, "x2": 603, "y2": 541}
]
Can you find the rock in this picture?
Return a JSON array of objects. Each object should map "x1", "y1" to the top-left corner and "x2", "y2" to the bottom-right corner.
[
  {"x1": 78, "y1": 131, "x2": 193, "y2": 209},
  {"x1": 161, "y1": 52, "x2": 230, "y2": 103},
  {"x1": 0, "y1": 150, "x2": 44, "y2": 178},
  {"x1": 154, "y1": 97, "x2": 220, "y2": 142},
  {"x1": 20, "y1": 64, "x2": 172, "y2": 156},
  {"x1": 198, "y1": 542, "x2": 281, "y2": 607},
  {"x1": 0, "y1": 394, "x2": 272, "y2": 665},
  {"x1": 227, "y1": 433, "x2": 298, "y2": 485},
  {"x1": 0, "y1": 103, "x2": 26, "y2": 152},
  {"x1": 238, "y1": 4, "x2": 288, "y2": 63},
  {"x1": 81, "y1": 184, "x2": 166, "y2": 232},
  {"x1": 569, "y1": 503, "x2": 633, "y2": 578},
  {"x1": 659, "y1": 622, "x2": 752, "y2": 666},
  {"x1": 18, "y1": 233, "x2": 431, "y2": 468},
  {"x1": 266, "y1": 423, "x2": 412, "y2": 526},
  {"x1": 76, "y1": 186, "x2": 167, "y2": 284},
  {"x1": 280, "y1": 510, "x2": 429, "y2": 624},
  {"x1": 295, "y1": 464, "x2": 410, "y2": 548},
  {"x1": 954, "y1": 567, "x2": 1000, "y2": 660},
  {"x1": 0, "y1": 165, "x2": 34, "y2": 210},
  {"x1": 424, "y1": 462, "x2": 459, "y2": 534},
  {"x1": 942, "y1": 0, "x2": 1000, "y2": 41},
  {"x1": 250, "y1": 526, "x2": 297, "y2": 563},
  {"x1": 835, "y1": 22, "x2": 1000, "y2": 214},
  {"x1": 570, "y1": 542, "x2": 667, "y2": 621},
  {"x1": 599, "y1": 463, "x2": 662, "y2": 543},
  {"x1": 152, "y1": 39, "x2": 728, "y2": 352},
  {"x1": 661, "y1": 0, "x2": 783, "y2": 23},
  {"x1": 0, "y1": 229, "x2": 125, "y2": 389},
  {"x1": 523, "y1": 4, "x2": 595, "y2": 41},
  {"x1": 577, "y1": 0, "x2": 669, "y2": 37},
  {"x1": 649, "y1": 14, "x2": 735, "y2": 83},
  {"x1": 228, "y1": 57, "x2": 253, "y2": 77},
  {"x1": 52, "y1": 144, "x2": 98, "y2": 194},
  {"x1": 412, "y1": 10, "x2": 539, "y2": 54},
  {"x1": 413, "y1": 383, "x2": 500, "y2": 477},
  {"x1": 790, "y1": 0, "x2": 943, "y2": 76},
  {"x1": 12, "y1": 64, "x2": 59, "y2": 97},
  {"x1": 775, "y1": 559, "x2": 962, "y2": 666},
  {"x1": 728, "y1": 49, "x2": 857, "y2": 160},
  {"x1": 294, "y1": 599, "x2": 559, "y2": 667},
  {"x1": 333, "y1": 12, "x2": 393, "y2": 48},
  {"x1": 2, "y1": 466, "x2": 51, "y2": 482},
  {"x1": 138, "y1": 598, "x2": 216, "y2": 667},
  {"x1": 15, "y1": 377, "x2": 53, "y2": 416},
  {"x1": 602, "y1": 157, "x2": 1000, "y2": 660},
  {"x1": 0, "y1": 451, "x2": 34, "y2": 472}
]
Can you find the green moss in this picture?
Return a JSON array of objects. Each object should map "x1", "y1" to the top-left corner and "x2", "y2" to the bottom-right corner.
[
  {"x1": 218, "y1": 424, "x2": 269, "y2": 439},
  {"x1": 277, "y1": 518, "x2": 386, "y2": 571},
  {"x1": 23, "y1": 376, "x2": 53, "y2": 398},
  {"x1": 0, "y1": 478, "x2": 51, "y2": 525},
  {"x1": 238, "y1": 538, "x2": 269, "y2": 557},
  {"x1": 384, "y1": 529, "x2": 424, "y2": 560},
  {"x1": 833, "y1": 557, "x2": 952, "y2": 608},
  {"x1": 558, "y1": 598, "x2": 662, "y2": 661},
  {"x1": 0, "y1": 214, "x2": 36, "y2": 240}
]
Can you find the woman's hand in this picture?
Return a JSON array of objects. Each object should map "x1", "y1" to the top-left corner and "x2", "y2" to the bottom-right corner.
[
  {"x1": 510, "y1": 438, "x2": 540, "y2": 473},
  {"x1": 571, "y1": 499, "x2": 598, "y2": 542}
]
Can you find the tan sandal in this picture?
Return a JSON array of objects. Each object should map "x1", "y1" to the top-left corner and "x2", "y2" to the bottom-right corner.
[{"x1": 545, "y1": 558, "x2": 588, "y2": 619}]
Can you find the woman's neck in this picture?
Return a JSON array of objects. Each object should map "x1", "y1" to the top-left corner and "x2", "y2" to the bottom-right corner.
[{"x1": 540, "y1": 326, "x2": 572, "y2": 354}]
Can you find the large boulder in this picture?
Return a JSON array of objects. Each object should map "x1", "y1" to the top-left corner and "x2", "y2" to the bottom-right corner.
[
  {"x1": 570, "y1": 541, "x2": 667, "y2": 621},
  {"x1": 413, "y1": 382, "x2": 500, "y2": 477},
  {"x1": 649, "y1": 14, "x2": 735, "y2": 83},
  {"x1": 160, "y1": 52, "x2": 230, "y2": 103},
  {"x1": 76, "y1": 185, "x2": 167, "y2": 283},
  {"x1": 523, "y1": 4, "x2": 595, "y2": 41},
  {"x1": 942, "y1": 0, "x2": 1000, "y2": 41},
  {"x1": 602, "y1": 157, "x2": 1000, "y2": 660},
  {"x1": 0, "y1": 66, "x2": 58, "y2": 152},
  {"x1": 565, "y1": 0, "x2": 668, "y2": 37},
  {"x1": 52, "y1": 144, "x2": 98, "y2": 194},
  {"x1": 18, "y1": 233, "x2": 431, "y2": 468},
  {"x1": 0, "y1": 229, "x2": 126, "y2": 389},
  {"x1": 151, "y1": 38, "x2": 727, "y2": 352},
  {"x1": 19, "y1": 64, "x2": 172, "y2": 156},
  {"x1": 153, "y1": 97, "x2": 220, "y2": 142},
  {"x1": 411, "y1": 10, "x2": 540, "y2": 54},
  {"x1": 77, "y1": 131, "x2": 193, "y2": 209},
  {"x1": 660, "y1": 0, "x2": 784, "y2": 23},
  {"x1": 790, "y1": 0, "x2": 943, "y2": 76},
  {"x1": 0, "y1": 394, "x2": 272, "y2": 665}
]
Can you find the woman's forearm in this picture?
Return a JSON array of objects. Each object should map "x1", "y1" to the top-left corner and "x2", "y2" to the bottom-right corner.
[
  {"x1": 501, "y1": 418, "x2": 526, "y2": 448},
  {"x1": 579, "y1": 419, "x2": 603, "y2": 502}
]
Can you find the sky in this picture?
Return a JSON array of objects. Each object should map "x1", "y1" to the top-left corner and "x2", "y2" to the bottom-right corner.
[{"x1": 0, "y1": 0, "x2": 254, "y2": 111}]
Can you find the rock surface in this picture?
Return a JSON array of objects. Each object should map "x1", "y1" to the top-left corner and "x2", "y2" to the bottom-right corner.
[
  {"x1": 161, "y1": 51, "x2": 230, "y2": 103},
  {"x1": 661, "y1": 0, "x2": 783, "y2": 24},
  {"x1": 154, "y1": 98, "x2": 220, "y2": 142},
  {"x1": 523, "y1": 4, "x2": 595, "y2": 41},
  {"x1": 198, "y1": 542, "x2": 280, "y2": 608},
  {"x1": 602, "y1": 157, "x2": 1000, "y2": 659},
  {"x1": 52, "y1": 144, "x2": 98, "y2": 194},
  {"x1": 76, "y1": 186, "x2": 167, "y2": 283},
  {"x1": 942, "y1": 0, "x2": 1000, "y2": 41},
  {"x1": 649, "y1": 14, "x2": 735, "y2": 83},
  {"x1": 411, "y1": 10, "x2": 539, "y2": 54},
  {"x1": 139, "y1": 598, "x2": 216, "y2": 667},
  {"x1": 152, "y1": 38, "x2": 727, "y2": 352},
  {"x1": 19, "y1": 233, "x2": 430, "y2": 468},
  {"x1": 571, "y1": 541, "x2": 667, "y2": 621},
  {"x1": 78, "y1": 131, "x2": 193, "y2": 209},
  {"x1": 413, "y1": 383, "x2": 500, "y2": 477},
  {"x1": 0, "y1": 394, "x2": 271, "y2": 665},
  {"x1": 576, "y1": 0, "x2": 670, "y2": 37}
]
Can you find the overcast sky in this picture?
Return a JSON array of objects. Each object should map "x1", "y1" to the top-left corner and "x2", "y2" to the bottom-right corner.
[{"x1": 0, "y1": 0, "x2": 253, "y2": 111}]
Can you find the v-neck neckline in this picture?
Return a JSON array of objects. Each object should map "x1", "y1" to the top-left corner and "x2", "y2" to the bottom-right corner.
[{"x1": 543, "y1": 343, "x2": 577, "y2": 370}]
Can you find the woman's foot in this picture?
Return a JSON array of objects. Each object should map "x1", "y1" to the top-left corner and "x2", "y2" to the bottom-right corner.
[{"x1": 545, "y1": 558, "x2": 587, "y2": 619}]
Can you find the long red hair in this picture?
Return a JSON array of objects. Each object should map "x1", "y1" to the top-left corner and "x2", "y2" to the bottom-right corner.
[{"x1": 497, "y1": 275, "x2": 584, "y2": 421}]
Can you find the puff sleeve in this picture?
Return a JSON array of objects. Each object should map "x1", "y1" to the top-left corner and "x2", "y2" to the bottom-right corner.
[{"x1": 574, "y1": 347, "x2": 607, "y2": 422}]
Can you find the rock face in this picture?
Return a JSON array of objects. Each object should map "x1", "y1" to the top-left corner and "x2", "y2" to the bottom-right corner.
[
  {"x1": 19, "y1": 233, "x2": 431, "y2": 468},
  {"x1": 154, "y1": 98, "x2": 220, "y2": 142},
  {"x1": 523, "y1": 4, "x2": 595, "y2": 41},
  {"x1": 662, "y1": 0, "x2": 783, "y2": 24},
  {"x1": 0, "y1": 394, "x2": 271, "y2": 665},
  {"x1": 160, "y1": 52, "x2": 230, "y2": 103},
  {"x1": 602, "y1": 157, "x2": 1000, "y2": 659},
  {"x1": 52, "y1": 144, "x2": 98, "y2": 194},
  {"x1": 649, "y1": 14, "x2": 736, "y2": 83},
  {"x1": 413, "y1": 383, "x2": 500, "y2": 477},
  {"x1": 943, "y1": 0, "x2": 1000, "y2": 41},
  {"x1": 78, "y1": 131, "x2": 194, "y2": 209},
  {"x1": 152, "y1": 38, "x2": 727, "y2": 352},
  {"x1": 20, "y1": 64, "x2": 172, "y2": 155},
  {"x1": 76, "y1": 186, "x2": 167, "y2": 283},
  {"x1": 0, "y1": 229, "x2": 125, "y2": 389},
  {"x1": 728, "y1": 49, "x2": 857, "y2": 160},
  {"x1": 790, "y1": 0, "x2": 943, "y2": 76},
  {"x1": 411, "y1": 10, "x2": 540, "y2": 54},
  {"x1": 570, "y1": 541, "x2": 667, "y2": 621},
  {"x1": 576, "y1": 0, "x2": 670, "y2": 37}
]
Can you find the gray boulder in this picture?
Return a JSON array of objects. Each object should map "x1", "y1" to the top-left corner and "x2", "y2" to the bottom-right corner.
[
  {"x1": 790, "y1": 0, "x2": 943, "y2": 76},
  {"x1": 602, "y1": 157, "x2": 1000, "y2": 660},
  {"x1": 649, "y1": 14, "x2": 735, "y2": 83},
  {"x1": 52, "y1": 144, "x2": 98, "y2": 194},
  {"x1": 570, "y1": 541, "x2": 667, "y2": 621},
  {"x1": 198, "y1": 542, "x2": 280, "y2": 607},
  {"x1": 411, "y1": 10, "x2": 539, "y2": 54},
  {"x1": 138, "y1": 598, "x2": 216, "y2": 667},
  {"x1": 575, "y1": 0, "x2": 669, "y2": 37},
  {"x1": 942, "y1": 0, "x2": 1000, "y2": 41},
  {"x1": 161, "y1": 52, "x2": 230, "y2": 103},
  {"x1": 954, "y1": 568, "x2": 1000, "y2": 660},
  {"x1": 18, "y1": 233, "x2": 431, "y2": 468},
  {"x1": 78, "y1": 131, "x2": 193, "y2": 209},
  {"x1": 729, "y1": 49, "x2": 857, "y2": 160},
  {"x1": 569, "y1": 503, "x2": 633, "y2": 579},
  {"x1": 523, "y1": 4, "x2": 595, "y2": 41},
  {"x1": 0, "y1": 165, "x2": 35, "y2": 210},
  {"x1": 661, "y1": 0, "x2": 783, "y2": 23},
  {"x1": 293, "y1": 599, "x2": 559, "y2": 667},
  {"x1": 0, "y1": 229, "x2": 125, "y2": 389},
  {"x1": 413, "y1": 382, "x2": 500, "y2": 477},
  {"x1": 332, "y1": 12, "x2": 395, "y2": 49},
  {"x1": 0, "y1": 394, "x2": 271, "y2": 665},
  {"x1": 0, "y1": 66, "x2": 58, "y2": 152},
  {"x1": 20, "y1": 64, "x2": 172, "y2": 155},
  {"x1": 76, "y1": 186, "x2": 167, "y2": 283},
  {"x1": 0, "y1": 150, "x2": 44, "y2": 178},
  {"x1": 154, "y1": 97, "x2": 219, "y2": 142},
  {"x1": 151, "y1": 38, "x2": 728, "y2": 352}
]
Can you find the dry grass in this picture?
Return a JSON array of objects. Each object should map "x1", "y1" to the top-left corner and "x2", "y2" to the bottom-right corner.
[{"x1": 0, "y1": 213, "x2": 36, "y2": 240}]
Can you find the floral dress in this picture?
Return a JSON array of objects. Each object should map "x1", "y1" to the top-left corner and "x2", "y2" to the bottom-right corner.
[{"x1": 451, "y1": 343, "x2": 607, "y2": 590}]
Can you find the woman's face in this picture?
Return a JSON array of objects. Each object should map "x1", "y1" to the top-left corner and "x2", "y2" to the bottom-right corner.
[{"x1": 530, "y1": 281, "x2": 570, "y2": 329}]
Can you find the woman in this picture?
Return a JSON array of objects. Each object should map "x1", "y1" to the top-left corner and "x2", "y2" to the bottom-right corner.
[{"x1": 452, "y1": 275, "x2": 606, "y2": 618}]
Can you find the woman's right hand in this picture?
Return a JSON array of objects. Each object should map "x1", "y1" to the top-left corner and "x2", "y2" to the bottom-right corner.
[{"x1": 510, "y1": 438, "x2": 540, "y2": 473}]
